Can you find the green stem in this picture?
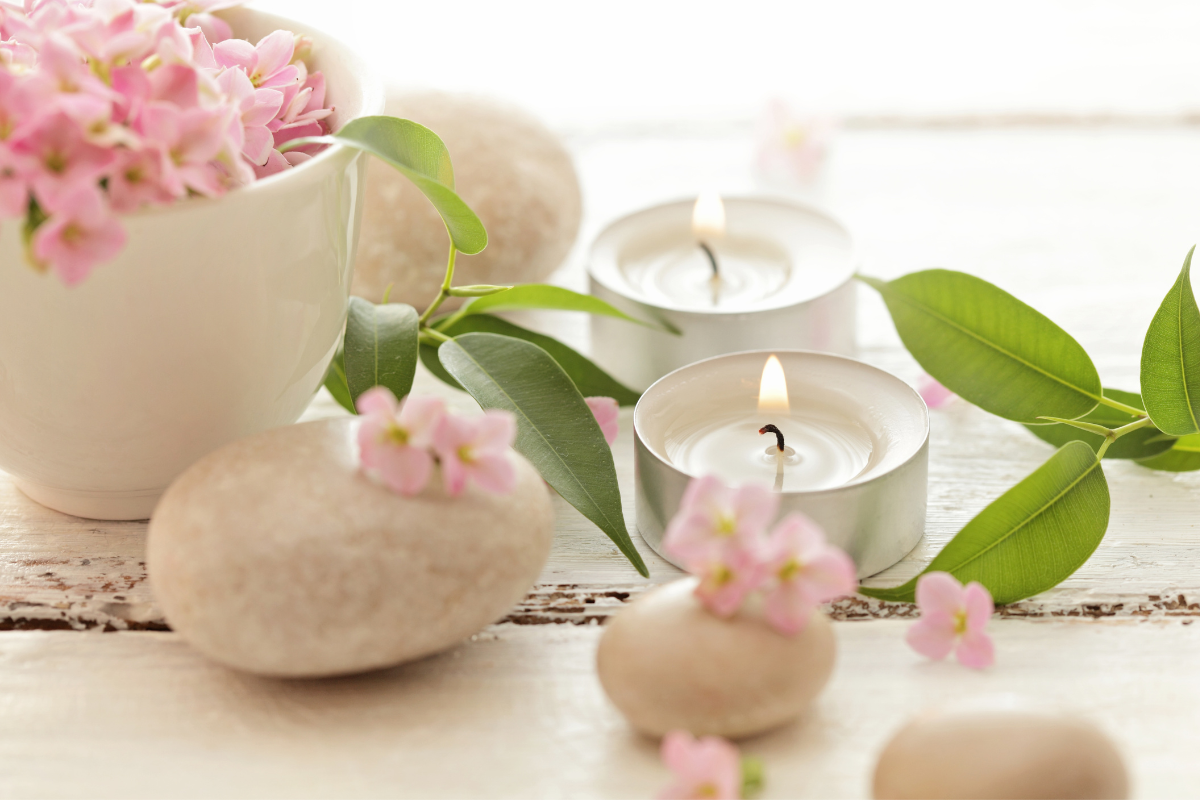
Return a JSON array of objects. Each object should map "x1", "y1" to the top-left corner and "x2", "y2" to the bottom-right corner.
[
  {"x1": 419, "y1": 328, "x2": 451, "y2": 346},
  {"x1": 1095, "y1": 415, "x2": 1154, "y2": 458},
  {"x1": 1095, "y1": 394, "x2": 1147, "y2": 418},
  {"x1": 418, "y1": 245, "x2": 458, "y2": 327}
]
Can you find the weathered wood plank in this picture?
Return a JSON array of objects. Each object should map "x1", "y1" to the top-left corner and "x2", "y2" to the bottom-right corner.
[{"x1": 0, "y1": 620, "x2": 1195, "y2": 798}]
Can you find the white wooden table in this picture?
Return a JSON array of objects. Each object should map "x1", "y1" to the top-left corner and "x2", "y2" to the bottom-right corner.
[{"x1": 2, "y1": 123, "x2": 1200, "y2": 798}]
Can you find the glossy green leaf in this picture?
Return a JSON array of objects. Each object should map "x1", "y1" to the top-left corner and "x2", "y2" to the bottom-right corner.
[
  {"x1": 1024, "y1": 388, "x2": 1175, "y2": 460},
  {"x1": 439, "y1": 333, "x2": 648, "y2": 576},
  {"x1": 860, "y1": 270, "x2": 1102, "y2": 424},
  {"x1": 1136, "y1": 433, "x2": 1200, "y2": 472},
  {"x1": 861, "y1": 442, "x2": 1109, "y2": 605},
  {"x1": 1140, "y1": 247, "x2": 1200, "y2": 436},
  {"x1": 343, "y1": 297, "x2": 419, "y2": 403},
  {"x1": 284, "y1": 116, "x2": 487, "y2": 254},
  {"x1": 323, "y1": 347, "x2": 355, "y2": 413},
  {"x1": 449, "y1": 284, "x2": 674, "y2": 332},
  {"x1": 422, "y1": 315, "x2": 640, "y2": 405}
]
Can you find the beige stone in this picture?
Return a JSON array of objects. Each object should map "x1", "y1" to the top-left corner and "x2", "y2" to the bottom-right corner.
[
  {"x1": 147, "y1": 418, "x2": 554, "y2": 678},
  {"x1": 596, "y1": 578, "x2": 836, "y2": 738},
  {"x1": 354, "y1": 90, "x2": 582, "y2": 311},
  {"x1": 872, "y1": 698, "x2": 1130, "y2": 799}
]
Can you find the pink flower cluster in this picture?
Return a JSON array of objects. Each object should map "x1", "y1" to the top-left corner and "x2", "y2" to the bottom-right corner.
[
  {"x1": 662, "y1": 475, "x2": 857, "y2": 635},
  {"x1": 0, "y1": 0, "x2": 333, "y2": 285},
  {"x1": 355, "y1": 387, "x2": 518, "y2": 498}
]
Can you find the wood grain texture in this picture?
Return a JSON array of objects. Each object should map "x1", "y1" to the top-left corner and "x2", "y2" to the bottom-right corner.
[{"x1": 0, "y1": 621, "x2": 1196, "y2": 798}]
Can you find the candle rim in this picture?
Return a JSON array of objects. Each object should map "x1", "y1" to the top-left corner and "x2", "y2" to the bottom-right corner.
[
  {"x1": 587, "y1": 195, "x2": 858, "y2": 315},
  {"x1": 633, "y1": 348, "x2": 930, "y2": 496}
]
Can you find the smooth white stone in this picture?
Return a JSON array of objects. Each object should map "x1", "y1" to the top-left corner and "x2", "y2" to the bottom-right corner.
[
  {"x1": 596, "y1": 577, "x2": 836, "y2": 738},
  {"x1": 147, "y1": 418, "x2": 554, "y2": 678},
  {"x1": 354, "y1": 89, "x2": 582, "y2": 309},
  {"x1": 872, "y1": 697, "x2": 1130, "y2": 799}
]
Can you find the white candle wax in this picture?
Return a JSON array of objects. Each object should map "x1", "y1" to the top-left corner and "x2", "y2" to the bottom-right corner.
[
  {"x1": 619, "y1": 234, "x2": 792, "y2": 311},
  {"x1": 664, "y1": 409, "x2": 873, "y2": 492}
]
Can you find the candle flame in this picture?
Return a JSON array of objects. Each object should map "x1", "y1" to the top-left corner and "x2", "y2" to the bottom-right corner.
[
  {"x1": 692, "y1": 191, "x2": 726, "y2": 240},
  {"x1": 757, "y1": 355, "x2": 790, "y2": 414}
]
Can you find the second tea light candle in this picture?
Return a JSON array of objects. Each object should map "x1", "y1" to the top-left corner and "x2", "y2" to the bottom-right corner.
[{"x1": 588, "y1": 195, "x2": 857, "y2": 390}]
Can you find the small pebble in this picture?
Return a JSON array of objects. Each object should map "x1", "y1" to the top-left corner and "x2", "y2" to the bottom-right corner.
[
  {"x1": 597, "y1": 578, "x2": 836, "y2": 738},
  {"x1": 873, "y1": 697, "x2": 1130, "y2": 799},
  {"x1": 147, "y1": 418, "x2": 554, "y2": 678}
]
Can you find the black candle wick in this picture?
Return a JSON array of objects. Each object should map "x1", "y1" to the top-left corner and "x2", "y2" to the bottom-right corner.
[
  {"x1": 759, "y1": 424, "x2": 785, "y2": 452},
  {"x1": 698, "y1": 241, "x2": 719, "y2": 278}
]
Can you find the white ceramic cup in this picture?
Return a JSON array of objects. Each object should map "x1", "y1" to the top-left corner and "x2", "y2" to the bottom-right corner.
[{"x1": 0, "y1": 9, "x2": 384, "y2": 520}]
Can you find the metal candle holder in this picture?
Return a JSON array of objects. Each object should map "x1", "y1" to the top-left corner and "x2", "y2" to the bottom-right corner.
[{"x1": 634, "y1": 350, "x2": 929, "y2": 578}]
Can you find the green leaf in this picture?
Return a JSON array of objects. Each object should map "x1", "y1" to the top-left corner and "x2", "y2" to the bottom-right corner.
[
  {"x1": 860, "y1": 270, "x2": 1102, "y2": 424},
  {"x1": 1140, "y1": 247, "x2": 1200, "y2": 436},
  {"x1": 343, "y1": 297, "x2": 419, "y2": 403},
  {"x1": 1136, "y1": 433, "x2": 1200, "y2": 472},
  {"x1": 439, "y1": 333, "x2": 648, "y2": 577},
  {"x1": 1024, "y1": 388, "x2": 1175, "y2": 460},
  {"x1": 287, "y1": 116, "x2": 487, "y2": 254},
  {"x1": 861, "y1": 441, "x2": 1110, "y2": 605},
  {"x1": 448, "y1": 284, "x2": 675, "y2": 332},
  {"x1": 424, "y1": 315, "x2": 640, "y2": 405},
  {"x1": 323, "y1": 347, "x2": 355, "y2": 413}
]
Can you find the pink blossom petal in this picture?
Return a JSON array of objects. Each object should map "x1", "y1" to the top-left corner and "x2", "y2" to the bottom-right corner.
[
  {"x1": 658, "y1": 730, "x2": 741, "y2": 800},
  {"x1": 466, "y1": 453, "x2": 516, "y2": 495},
  {"x1": 918, "y1": 373, "x2": 957, "y2": 409},
  {"x1": 963, "y1": 581, "x2": 995, "y2": 630},
  {"x1": 372, "y1": 442, "x2": 434, "y2": 497},
  {"x1": 694, "y1": 547, "x2": 764, "y2": 618},
  {"x1": 905, "y1": 617, "x2": 957, "y2": 661},
  {"x1": 252, "y1": 30, "x2": 295, "y2": 82},
  {"x1": 728, "y1": 481, "x2": 777, "y2": 540},
  {"x1": 212, "y1": 37, "x2": 254, "y2": 70},
  {"x1": 585, "y1": 396, "x2": 619, "y2": 445},
  {"x1": 355, "y1": 386, "x2": 399, "y2": 418},
  {"x1": 764, "y1": 581, "x2": 816, "y2": 635},
  {"x1": 914, "y1": 571, "x2": 965, "y2": 616},
  {"x1": 955, "y1": 627, "x2": 996, "y2": 669}
]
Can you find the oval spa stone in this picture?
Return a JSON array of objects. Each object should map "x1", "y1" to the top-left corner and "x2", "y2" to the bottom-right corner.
[
  {"x1": 596, "y1": 578, "x2": 836, "y2": 738},
  {"x1": 872, "y1": 698, "x2": 1130, "y2": 799},
  {"x1": 353, "y1": 89, "x2": 583, "y2": 309},
  {"x1": 147, "y1": 418, "x2": 554, "y2": 678}
]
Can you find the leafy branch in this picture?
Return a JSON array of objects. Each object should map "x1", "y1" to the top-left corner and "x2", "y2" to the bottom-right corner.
[
  {"x1": 304, "y1": 116, "x2": 663, "y2": 577},
  {"x1": 860, "y1": 247, "x2": 1200, "y2": 603}
]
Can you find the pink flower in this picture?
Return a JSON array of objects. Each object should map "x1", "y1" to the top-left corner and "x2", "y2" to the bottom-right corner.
[
  {"x1": 585, "y1": 396, "x2": 619, "y2": 445},
  {"x1": 355, "y1": 387, "x2": 445, "y2": 497},
  {"x1": 917, "y1": 373, "x2": 956, "y2": 409},
  {"x1": 431, "y1": 410, "x2": 518, "y2": 496},
  {"x1": 0, "y1": 142, "x2": 28, "y2": 217},
  {"x1": 31, "y1": 183, "x2": 126, "y2": 285},
  {"x1": 216, "y1": 67, "x2": 282, "y2": 166},
  {"x1": 755, "y1": 98, "x2": 837, "y2": 186},
  {"x1": 106, "y1": 145, "x2": 174, "y2": 212},
  {"x1": 214, "y1": 30, "x2": 299, "y2": 89},
  {"x1": 906, "y1": 572, "x2": 996, "y2": 669},
  {"x1": 10, "y1": 111, "x2": 115, "y2": 211},
  {"x1": 662, "y1": 475, "x2": 777, "y2": 568},
  {"x1": 136, "y1": 102, "x2": 231, "y2": 197},
  {"x1": 693, "y1": 546, "x2": 766, "y2": 619},
  {"x1": 760, "y1": 513, "x2": 857, "y2": 635},
  {"x1": 659, "y1": 730, "x2": 742, "y2": 800}
]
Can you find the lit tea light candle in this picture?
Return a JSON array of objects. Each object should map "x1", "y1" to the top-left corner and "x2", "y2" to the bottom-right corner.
[
  {"x1": 634, "y1": 350, "x2": 929, "y2": 577},
  {"x1": 589, "y1": 195, "x2": 857, "y2": 390}
]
